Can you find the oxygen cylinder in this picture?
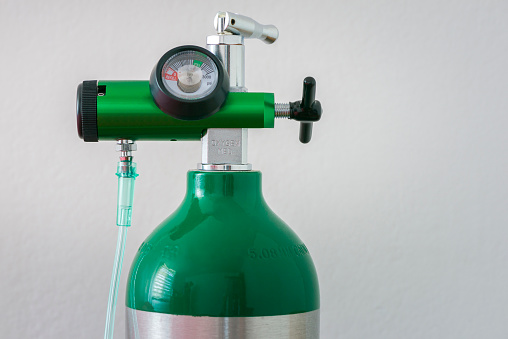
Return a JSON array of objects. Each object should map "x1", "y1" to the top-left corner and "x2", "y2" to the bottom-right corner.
[
  {"x1": 125, "y1": 171, "x2": 319, "y2": 338},
  {"x1": 76, "y1": 11, "x2": 323, "y2": 339}
]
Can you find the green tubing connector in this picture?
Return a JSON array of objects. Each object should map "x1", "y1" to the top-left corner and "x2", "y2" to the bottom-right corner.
[
  {"x1": 97, "y1": 81, "x2": 275, "y2": 141},
  {"x1": 126, "y1": 171, "x2": 319, "y2": 317},
  {"x1": 116, "y1": 161, "x2": 139, "y2": 227}
]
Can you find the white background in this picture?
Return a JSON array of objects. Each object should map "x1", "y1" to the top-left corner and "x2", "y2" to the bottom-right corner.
[{"x1": 1, "y1": 0, "x2": 508, "y2": 338}]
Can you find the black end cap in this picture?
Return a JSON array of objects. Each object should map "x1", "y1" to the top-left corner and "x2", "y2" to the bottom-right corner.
[{"x1": 77, "y1": 80, "x2": 98, "y2": 142}]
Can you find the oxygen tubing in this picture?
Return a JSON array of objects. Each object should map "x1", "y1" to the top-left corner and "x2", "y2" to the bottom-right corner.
[{"x1": 104, "y1": 161, "x2": 138, "y2": 339}]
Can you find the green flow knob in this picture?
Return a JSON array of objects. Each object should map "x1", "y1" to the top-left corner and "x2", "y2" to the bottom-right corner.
[{"x1": 125, "y1": 171, "x2": 320, "y2": 338}]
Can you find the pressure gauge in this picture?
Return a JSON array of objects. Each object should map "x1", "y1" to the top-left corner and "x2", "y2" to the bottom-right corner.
[{"x1": 150, "y1": 45, "x2": 229, "y2": 120}]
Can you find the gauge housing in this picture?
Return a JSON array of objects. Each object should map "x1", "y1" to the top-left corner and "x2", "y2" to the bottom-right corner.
[{"x1": 150, "y1": 45, "x2": 229, "y2": 121}]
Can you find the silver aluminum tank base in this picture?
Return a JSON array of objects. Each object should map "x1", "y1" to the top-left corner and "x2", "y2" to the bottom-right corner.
[{"x1": 126, "y1": 307, "x2": 319, "y2": 339}]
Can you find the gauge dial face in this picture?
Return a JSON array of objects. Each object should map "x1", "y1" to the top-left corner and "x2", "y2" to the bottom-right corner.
[
  {"x1": 150, "y1": 45, "x2": 229, "y2": 120},
  {"x1": 161, "y1": 50, "x2": 219, "y2": 100}
]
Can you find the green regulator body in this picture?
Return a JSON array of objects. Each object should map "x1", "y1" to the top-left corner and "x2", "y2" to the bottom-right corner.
[
  {"x1": 77, "y1": 11, "x2": 323, "y2": 339},
  {"x1": 88, "y1": 81, "x2": 275, "y2": 141}
]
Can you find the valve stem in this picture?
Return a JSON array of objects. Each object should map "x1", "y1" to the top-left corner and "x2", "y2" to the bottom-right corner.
[
  {"x1": 216, "y1": 14, "x2": 227, "y2": 34},
  {"x1": 116, "y1": 139, "x2": 137, "y2": 162},
  {"x1": 274, "y1": 102, "x2": 290, "y2": 119}
]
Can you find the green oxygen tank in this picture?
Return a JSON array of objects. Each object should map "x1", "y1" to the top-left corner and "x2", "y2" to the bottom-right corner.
[
  {"x1": 76, "y1": 11, "x2": 322, "y2": 339},
  {"x1": 125, "y1": 171, "x2": 319, "y2": 338}
]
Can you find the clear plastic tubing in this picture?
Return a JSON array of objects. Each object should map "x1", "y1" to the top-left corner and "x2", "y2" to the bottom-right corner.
[{"x1": 104, "y1": 161, "x2": 138, "y2": 339}]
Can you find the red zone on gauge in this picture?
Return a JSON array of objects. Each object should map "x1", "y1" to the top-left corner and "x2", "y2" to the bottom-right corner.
[{"x1": 164, "y1": 69, "x2": 178, "y2": 81}]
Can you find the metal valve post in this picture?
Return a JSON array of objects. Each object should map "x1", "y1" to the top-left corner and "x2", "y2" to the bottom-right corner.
[{"x1": 200, "y1": 12, "x2": 280, "y2": 171}]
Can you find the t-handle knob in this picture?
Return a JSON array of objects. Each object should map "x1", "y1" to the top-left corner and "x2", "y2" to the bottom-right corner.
[
  {"x1": 300, "y1": 77, "x2": 316, "y2": 143},
  {"x1": 288, "y1": 77, "x2": 322, "y2": 143}
]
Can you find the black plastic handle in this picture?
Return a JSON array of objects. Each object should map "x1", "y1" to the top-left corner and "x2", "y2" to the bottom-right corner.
[
  {"x1": 301, "y1": 77, "x2": 316, "y2": 109},
  {"x1": 299, "y1": 122, "x2": 313, "y2": 143},
  {"x1": 289, "y1": 77, "x2": 322, "y2": 143}
]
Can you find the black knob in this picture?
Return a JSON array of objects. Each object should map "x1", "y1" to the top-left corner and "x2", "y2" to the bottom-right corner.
[{"x1": 289, "y1": 77, "x2": 322, "y2": 143}]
